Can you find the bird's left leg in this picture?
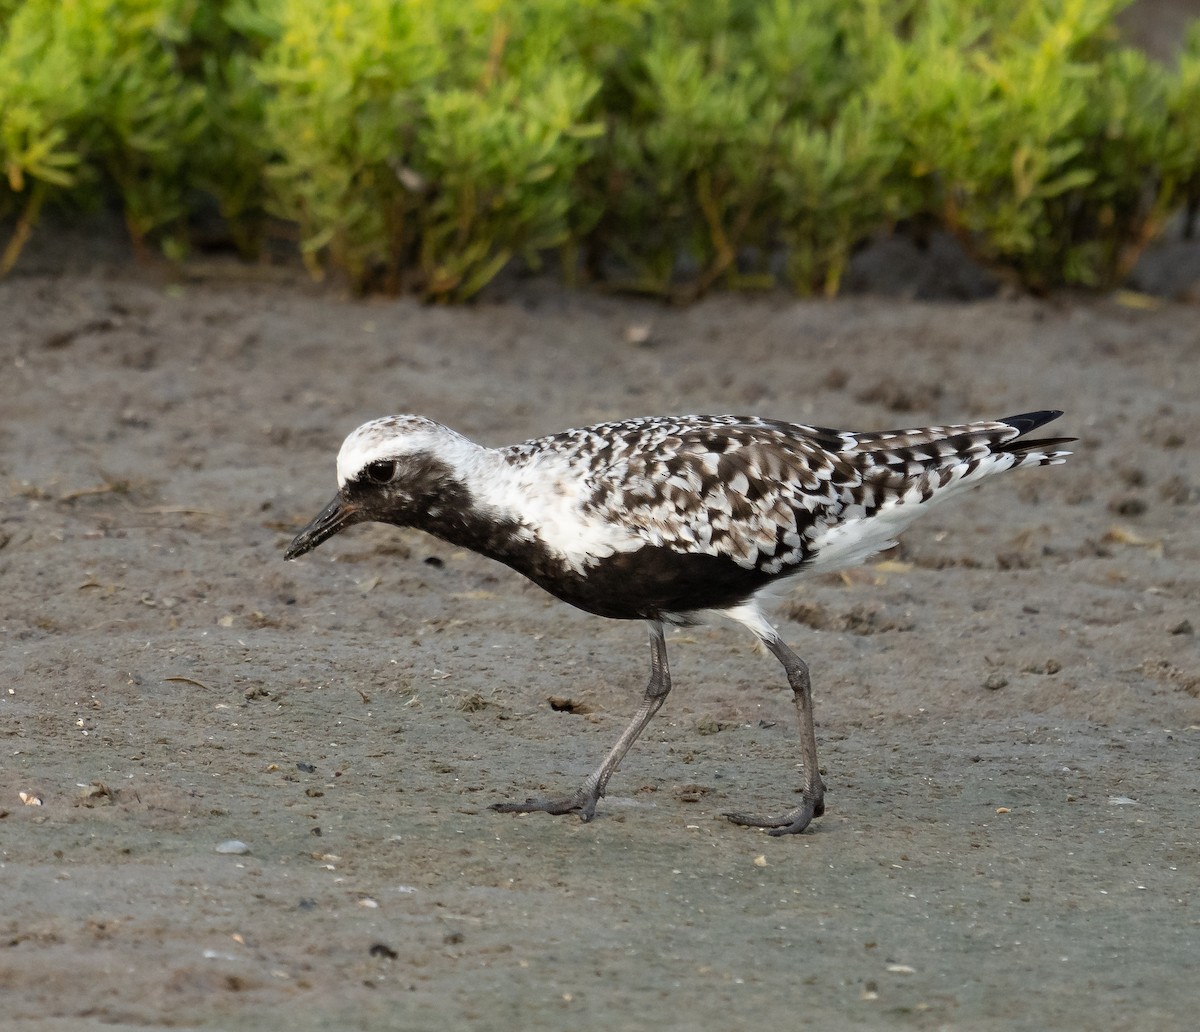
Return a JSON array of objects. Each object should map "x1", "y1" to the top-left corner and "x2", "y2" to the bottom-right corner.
[
  {"x1": 492, "y1": 621, "x2": 672, "y2": 822},
  {"x1": 724, "y1": 634, "x2": 826, "y2": 835}
]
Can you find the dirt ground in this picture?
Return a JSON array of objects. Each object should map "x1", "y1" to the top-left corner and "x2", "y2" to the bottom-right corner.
[{"x1": 1, "y1": 212, "x2": 1198, "y2": 1032}]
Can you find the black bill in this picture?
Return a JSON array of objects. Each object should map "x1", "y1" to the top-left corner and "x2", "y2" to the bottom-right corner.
[{"x1": 284, "y1": 494, "x2": 363, "y2": 560}]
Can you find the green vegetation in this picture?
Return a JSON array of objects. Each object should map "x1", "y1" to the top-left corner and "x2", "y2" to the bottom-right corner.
[{"x1": 2, "y1": 0, "x2": 1198, "y2": 298}]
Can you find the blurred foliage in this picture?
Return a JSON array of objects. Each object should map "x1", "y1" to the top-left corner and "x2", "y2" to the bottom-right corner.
[
  {"x1": 1, "y1": 0, "x2": 1198, "y2": 297},
  {"x1": 259, "y1": 0, "x2": 604, "y2": 297},
  {"x1": 590, "y1": 0, "x2": 911, "y2": 296},
  {"x1": 875, "y1": 0, "x2": 1181, "y2": 288},
  {"x1": 1166, "y1": 23, "x2": 1200, "y2": 234},
  {"x1": 0, "y1": 0, "x2": 207, "y2": 268}
]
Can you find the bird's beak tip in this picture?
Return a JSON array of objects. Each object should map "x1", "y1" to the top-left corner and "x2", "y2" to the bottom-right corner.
[{"x1": 284, "y1": 494, "x2": 359, "y2": 560}]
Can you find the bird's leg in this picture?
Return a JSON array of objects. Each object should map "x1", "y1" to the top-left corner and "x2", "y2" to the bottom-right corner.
[
  {"x1": 724, "y1": 635, "x2": 826, "y2": 836},
  {"x1": 492, "y1": 622, "x2": 671, "y2": 823}
]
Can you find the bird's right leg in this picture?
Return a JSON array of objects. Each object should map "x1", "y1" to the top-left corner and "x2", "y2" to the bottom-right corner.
[
  {"x1": 492, "y1": 621, "x2": 671, "y2": 823},
  {"x1": 724, "y1": 634, "x2": 826, "y2": 835}
]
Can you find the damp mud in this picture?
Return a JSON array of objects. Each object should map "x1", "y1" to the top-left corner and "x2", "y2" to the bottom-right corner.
[{"x1": 1, "y1": 232, "x2": 1198, "y2": 1030}]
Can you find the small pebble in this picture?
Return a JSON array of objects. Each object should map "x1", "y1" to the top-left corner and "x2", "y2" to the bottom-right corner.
[
  {"x1": 1108, "y1": 494, "x2": 1147, "y2": 517},
  {"x1": 216, "y1": 839, "x2": 251, "y2": 855},
  {"x1": 623, "y1": 323, "x2": 654, "y2": 347}
]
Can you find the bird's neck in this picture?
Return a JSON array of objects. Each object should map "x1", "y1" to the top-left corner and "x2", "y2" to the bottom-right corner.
[{"x1": 404, "y1": 444, "x2": 533, "y2": 562}]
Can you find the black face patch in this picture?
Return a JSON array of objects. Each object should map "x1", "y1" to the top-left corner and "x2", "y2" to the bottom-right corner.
[{"x1": 347, "y1": 452, "x2": 471, "y2": 529}]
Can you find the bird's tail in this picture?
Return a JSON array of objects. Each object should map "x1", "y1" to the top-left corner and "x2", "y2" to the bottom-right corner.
[
  {"x1": 849, "y1": 409, "x2": 1073, "y2": 471},
  {"x1": 994, "y1": 410, "x2": 1075, "y2": 465},
  {"x1": 841, "y1": 409, "x2": 1074, "y2": 513}
]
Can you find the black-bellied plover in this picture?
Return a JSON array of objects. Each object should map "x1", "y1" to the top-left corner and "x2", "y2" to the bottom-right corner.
[{"x1": 285, "y1": 410, "x2": 1072, "y2": 834}]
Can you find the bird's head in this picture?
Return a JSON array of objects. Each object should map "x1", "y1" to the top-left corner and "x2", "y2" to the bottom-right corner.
[{"x1": 284, "y1": 415, "x2": 470, "y2": 560}]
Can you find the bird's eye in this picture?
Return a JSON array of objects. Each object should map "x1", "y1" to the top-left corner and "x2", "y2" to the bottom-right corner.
[{"x1": 362, "y1": 460, "x2": 398, "y2": 485}]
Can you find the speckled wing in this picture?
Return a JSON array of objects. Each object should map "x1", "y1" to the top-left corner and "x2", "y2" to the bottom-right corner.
[
  {"x1": 523, "y1": 412, "x2": 1071, "y2": 580},
  {"x1": 565, "y1": 416, "x2": 860, "y2": 576}
]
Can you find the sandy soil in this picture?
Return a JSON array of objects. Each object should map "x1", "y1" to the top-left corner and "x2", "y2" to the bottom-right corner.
[{"x1": 1, "y1": 230, "x2": 1198, "y2": 1032}]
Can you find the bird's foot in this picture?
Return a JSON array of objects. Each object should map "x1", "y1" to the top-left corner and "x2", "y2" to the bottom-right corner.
[
  {"x1": 491, "y1": 787, "x2": 600, "y2": 823},
  {"x1": 723, "y1": 791, "x2": 824, "y2": 836}
]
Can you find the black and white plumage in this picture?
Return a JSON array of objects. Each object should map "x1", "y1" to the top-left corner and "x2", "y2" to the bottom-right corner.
[{"x1": 285, "y1": 410, "x2": 1072, "y2": 834}]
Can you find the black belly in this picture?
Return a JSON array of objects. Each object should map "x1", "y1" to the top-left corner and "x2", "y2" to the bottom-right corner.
[
  {"x1": 419, "y1": 511, "x2": 787, "y2": 622},
  {"x1": 517, "y1": 545, "x2": 785, "y2": 621}
]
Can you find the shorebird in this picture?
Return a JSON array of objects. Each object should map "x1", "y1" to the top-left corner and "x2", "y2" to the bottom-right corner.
[{"x1": 285, "y1": 410, "x2": 1071, "y2": 834}]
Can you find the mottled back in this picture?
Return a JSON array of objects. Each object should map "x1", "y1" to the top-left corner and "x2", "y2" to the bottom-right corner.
[{"x1": 504, "y1": 413, "x2": 1070, "y2": 579}]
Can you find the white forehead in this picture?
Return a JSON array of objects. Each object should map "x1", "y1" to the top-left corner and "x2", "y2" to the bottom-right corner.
[{"x1": 335, "y1": 414, "x2": 452, "y2": 487}]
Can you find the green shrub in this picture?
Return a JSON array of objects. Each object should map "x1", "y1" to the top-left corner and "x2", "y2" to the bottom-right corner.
[
  {"x1": 600, "y1": 32, "x2": 786, "y2": 295},
  {"x1": 259, "y1": 0, "x2": 603, "y2": 298},
  {"x1": 589, "y1": 0, "x2": 911, "y2": 297},
  {"x1": 179, "y1": 0, "x2": 279, "y2": 258},
  {"x1": 415, "y1": 68, "x2": 602, "y2": 299},
  {"x1": 775, "y1": 96, "x2": 908, "y2": 296},
  {"x1": 874, "y1": 0, "x2": 1175, "y2": 287},
  {"x1": 1165, "y1": 23, "x2": 1200, "y2": 231},
  {"x1": 87, "y1": 1, "x2": 206, "y2": 258},
  {"x1": 0, "y1": 0, "x2": 215, "y2": 267},
  {"x1": 257, "y1": 1, "x2": 448, "y2": 289},
  {"x1": 1, "y1": 0, "x2": 1198, "y2": 298},
  {"x1": 0, "y1": 1, "x2": 93, "y2": 271}
]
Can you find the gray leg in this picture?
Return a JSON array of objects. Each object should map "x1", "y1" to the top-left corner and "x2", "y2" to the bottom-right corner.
[
  {"x1": 492, "y1": 621, "x2": 671, "y2": 823},
  {"x1": 724, "y1": 634, "x2": 826, "y2": 836}
]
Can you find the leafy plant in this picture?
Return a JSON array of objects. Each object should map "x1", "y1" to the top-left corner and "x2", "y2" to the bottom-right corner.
[
  {"x1": 1165, "y1": 22, "x2": 1200, "y2": 235},
  {"x1": 589, "y1": 0, "x2": 916, "y2": 297},
  {"x1": 1, "y1": 0, "x2": 1198, "y2": 298},
  {"x1": 178, "y1": 0, "x2": 281, "y2": 257},
  {"x1": 86, "y1": 1, "x2": 206, "y2": 258},
  {"x1": 258, "y1": 0, "x2": 449, "y2": 288},
  {"x1": 775, "y1": 98, "x2": 908, "y2": 296},
  {"x1": 875, "y1": 0, "x2": 1180, "y2": 287},
  {"x1": 0, "y1": 0, "x2": 213, "y2": 267},
  {"x1": 416, "y1": 67, "x2": 601, "y2": 299},
  {"x1": 259, "y1": 0, "x2": 602, "y2": 298},
  {"x1": 601, "y1": 34, "x2": 785, "y2": 296},
  {"x1": 0, "y1": 1, "x2": 92, "y2": 271}
]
